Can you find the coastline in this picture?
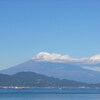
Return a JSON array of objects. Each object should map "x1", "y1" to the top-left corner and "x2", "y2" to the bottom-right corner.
[{"x1": 0, "y1": 86, "x2": 99, "y2": 89}]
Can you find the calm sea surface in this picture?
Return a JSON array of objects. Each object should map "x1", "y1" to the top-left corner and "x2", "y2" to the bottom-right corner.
[{"x1": 0, "y1": 88, "x2": 100, "y2": 100}]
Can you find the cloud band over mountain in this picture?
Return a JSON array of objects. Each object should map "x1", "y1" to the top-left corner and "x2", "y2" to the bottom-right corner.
[{"x1": 32, "y1": 52, "x2": 100, "y2": 65}]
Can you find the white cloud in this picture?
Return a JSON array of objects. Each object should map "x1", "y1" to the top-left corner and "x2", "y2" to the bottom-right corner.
[
  {"x1": 83, "y1": 66, "x2": 100, "y2": 72},
  {"x1": 89, "y1": 54, "x2": 100, "y2": 61},
  {"x1": 32, "y1": 52, "x2": 100, "y2": 64},
  {"x1": 32, "y1": 52, "x2": 78, "y2": 63}
]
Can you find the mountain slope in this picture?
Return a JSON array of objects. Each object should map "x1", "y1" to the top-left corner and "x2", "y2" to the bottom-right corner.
[
  {"x1": 0, "y1": 72, "x2": 90, "y2": 87},
  {"x1": 1, "y1": 60, "x2": 100, "y2": 83}
]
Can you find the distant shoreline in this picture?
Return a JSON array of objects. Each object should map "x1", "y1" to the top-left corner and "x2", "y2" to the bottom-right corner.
[{"x1": 0, "y1": 86, "x2": 100, "y2": 89}]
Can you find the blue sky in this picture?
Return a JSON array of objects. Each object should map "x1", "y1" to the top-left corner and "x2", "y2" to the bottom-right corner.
[{"x1": 0, "y1": 0, "x2": 100, "y2": 69}]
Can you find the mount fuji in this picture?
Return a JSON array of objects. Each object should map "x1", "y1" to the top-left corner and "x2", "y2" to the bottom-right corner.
[{"x1": 1, "y1": 52, "x2": 100, "y2": 83}]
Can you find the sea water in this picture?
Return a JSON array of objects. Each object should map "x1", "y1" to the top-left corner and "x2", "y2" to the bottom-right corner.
[{"x1": 0, "y1": 88, "x2": 100, "y2": 100}]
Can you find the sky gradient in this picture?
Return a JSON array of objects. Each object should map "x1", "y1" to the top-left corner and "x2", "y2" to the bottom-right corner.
[{"x1": 0, "y1": 0, "x2": 100, "y2": 69}]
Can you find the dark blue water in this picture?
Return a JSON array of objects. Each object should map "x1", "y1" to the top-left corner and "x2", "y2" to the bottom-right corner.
[{"x1": 0, "y1": 88, "x2": 100, "y2": 100}]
